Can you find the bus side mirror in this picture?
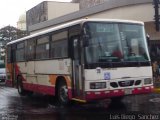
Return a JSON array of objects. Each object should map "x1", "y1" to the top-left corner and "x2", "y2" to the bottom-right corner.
[
  {"x1": 146, "y1": 34, "x2": 150, "y2": 45},
  {"x1": 146, "y1": 34, "x2": 150, "y2": 40},
  {"x1": 83, "y1": 35, "x2": 89, "y2": 47}
]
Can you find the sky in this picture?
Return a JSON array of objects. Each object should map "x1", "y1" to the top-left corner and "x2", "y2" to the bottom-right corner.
[{"x1": 0, "y1": 0, "x2": 72, "y2": 29}]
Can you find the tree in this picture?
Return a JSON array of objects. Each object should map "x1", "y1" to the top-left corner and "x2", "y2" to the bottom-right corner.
[
  {"x1": 0, "y1": 25, "x2": 28, "y2": 60},
  {"x1": 0, "y1": 25, "x2": 27, "y2": 42}
]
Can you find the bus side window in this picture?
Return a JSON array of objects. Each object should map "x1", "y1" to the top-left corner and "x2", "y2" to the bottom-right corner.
[
  {"x1": 51, "y1": 30, "x2": 68, "y2": 58},
  {"x1": 27, "y1": 39, "x2": 36, "y2": 60},
  {"x1": 16, "y1": 42, "x2": 25, "y2": 62},
  {"x1": 36, "y1": 36, "x2": 49, "y2": 59}
]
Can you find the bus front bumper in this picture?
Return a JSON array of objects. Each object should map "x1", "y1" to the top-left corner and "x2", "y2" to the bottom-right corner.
[{"x1": 85, "y1": 86, "x2": 154, "y2": 101}]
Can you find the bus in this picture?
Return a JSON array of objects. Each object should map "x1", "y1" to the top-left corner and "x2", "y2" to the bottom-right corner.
[{"x1": 6, "y1": 19, "x2": 153, "y2": 105}]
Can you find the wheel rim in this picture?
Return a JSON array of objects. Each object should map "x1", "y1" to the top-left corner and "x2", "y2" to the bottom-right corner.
[{"x1": 59, "y1": 85, "x2": 68, "y2": 103}]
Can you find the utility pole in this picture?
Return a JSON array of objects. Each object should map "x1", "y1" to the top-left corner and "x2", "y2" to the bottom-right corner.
[{"x1": 153, "y1": 0, "x2": 160, "y2": 31}]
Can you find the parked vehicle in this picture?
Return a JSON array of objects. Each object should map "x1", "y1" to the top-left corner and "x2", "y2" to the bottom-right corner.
[{"x1": 0, "y1": 60, "x2": 6, "y2": 84}]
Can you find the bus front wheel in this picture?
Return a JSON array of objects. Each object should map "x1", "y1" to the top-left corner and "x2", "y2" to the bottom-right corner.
[{"x1": 57, "y1": 80, "x2": 69, "y2": 105}]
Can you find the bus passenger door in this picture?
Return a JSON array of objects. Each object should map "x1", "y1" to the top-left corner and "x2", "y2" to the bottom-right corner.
[{"x1": 71, "y1": 36, "x2": 83, "y2": 97}]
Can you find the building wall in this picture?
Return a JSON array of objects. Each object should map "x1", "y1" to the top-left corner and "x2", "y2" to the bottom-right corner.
[
  {"x1": 17, "y1": 14, "x2": 26, "y2": 31},
  {"x1": 72, "y1": 0, "x2": 107, "y2": 9},
  {"x1": 26, "y1": 2, "x2": 48, "y2": 27},
  {"x1": 17, "y1": 22, "x2": 26, "y2": 31},
  {"x1": 145, "y1": 22, "x2": 160, "y2": 41},
  {"x1": 48, "y1": 2, "x2": 79, "y2": 20},
  {"x1": 87, "y1": 3, "x2": 154, "y2": 22},
  {"x1": 26, "y1": 1, "x2": 79, "y2": 27},
  {"x1": 79, "y1": 0, "x2": 107, "y2": 9}
]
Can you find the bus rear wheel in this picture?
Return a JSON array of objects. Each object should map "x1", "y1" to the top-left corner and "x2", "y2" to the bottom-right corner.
[
  {"x1": 17, "y1": 76, "x2": 26, "y2": 96},
  {"x1": 57, "y1": 80, "x2": 69, "y2": 105}
]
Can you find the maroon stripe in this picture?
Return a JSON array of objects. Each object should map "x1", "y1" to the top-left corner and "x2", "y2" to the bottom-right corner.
[
  {"x1": 23, "y1": 82, "x2": 72, "y2": 99},
  {"x1": 23, "y1": 83, "x2": 55, "y2": 95},
  {"x1": 85, "y1": 86, "x2": 153, "y2": 101}
]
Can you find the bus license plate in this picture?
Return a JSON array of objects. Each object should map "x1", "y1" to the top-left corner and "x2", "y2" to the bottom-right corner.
[{"x1": 124, "y1": 89, "x2": 132, "y2": 95}]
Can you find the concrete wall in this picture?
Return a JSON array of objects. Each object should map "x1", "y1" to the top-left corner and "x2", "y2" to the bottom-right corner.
[
  {"x1": 87, "y1": 3, "x2": 154, "y2": 22},
  {"x1": 79, "y1": 0, "x2": 107, "y2": 9},
  {"x1": 145, "y1": 22, "x2": 160, "y2": 41},
  {"x1": 47, "y1": 2, "x2": 79, "y2": 20},
  {"x1": 26, "y1": 2, "x2": 48, "y2": 27},
  {"x1": 26, "y1": 1, "x2": 79, "y2": 28}
]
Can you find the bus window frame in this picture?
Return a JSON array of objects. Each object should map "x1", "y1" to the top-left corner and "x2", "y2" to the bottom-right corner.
[
  {"x1": 35, "y1": 34, "x2": 50, "y2": 60},
  {"x1": 51, "y1": 28, "x2": 69, "y2": 59},
  {"x1": 15, "y1": 41, "x2": 25, "y2": 62},
  {"x1": 26, "y1": 38, "x2": 36, "y2": 61}
]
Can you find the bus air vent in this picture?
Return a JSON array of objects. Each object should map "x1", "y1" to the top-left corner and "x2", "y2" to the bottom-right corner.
[
  {"x1": 118, "y1": 80, "x2": 134, "y2": 87},
  {"x1": 135, "y1": 80, "x2": 141, "y2": 85},
  {"x1": 110, "y1": 82, "x2": 118, "y2": 88}
]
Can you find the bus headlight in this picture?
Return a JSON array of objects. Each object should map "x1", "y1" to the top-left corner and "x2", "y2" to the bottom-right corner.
[
  {"x1": 144, "y1": 78, "x2": 152, "y2": 85},
  {"x1": 90, "y1": 82, "x2": 106, "y2": 89}
]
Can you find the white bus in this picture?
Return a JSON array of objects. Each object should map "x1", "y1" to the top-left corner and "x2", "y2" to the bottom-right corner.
[{"x1": 6, "y1": 19, "x2": 153, "y2": 105}]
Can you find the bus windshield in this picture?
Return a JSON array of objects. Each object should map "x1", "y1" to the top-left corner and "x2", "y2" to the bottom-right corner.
[{"x1": 83, "y1": 22, "x2": 150, "y2": 64}]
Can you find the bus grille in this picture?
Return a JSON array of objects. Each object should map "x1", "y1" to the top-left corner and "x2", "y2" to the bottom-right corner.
[
  {"x1": 110, "y1": 80, "x2": 142, "y2": 88},
  {"x1": 118, "y1": 80, "x2": 134, "y2": 87}
]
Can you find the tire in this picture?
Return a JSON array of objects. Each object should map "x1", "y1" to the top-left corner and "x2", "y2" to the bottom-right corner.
[
  {"x1": 17, "y1": 76, "x2": 27, "y2": 96},
  {"x1": 57, "y1": 80, "x2": 69, "y2": 105}
]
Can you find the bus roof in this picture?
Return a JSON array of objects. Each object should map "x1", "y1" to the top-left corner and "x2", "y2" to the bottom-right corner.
[{"x1": 7, "y1": 18, "x2": 144, "y2": 45}]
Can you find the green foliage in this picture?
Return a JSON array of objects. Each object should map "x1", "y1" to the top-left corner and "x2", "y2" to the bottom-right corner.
[
  {"x1": 0, "y1": 25, "x2": 27, "y2": 43},
  {"x1": 0, "y1": 26, "x2": 28, "y2": 60}
]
